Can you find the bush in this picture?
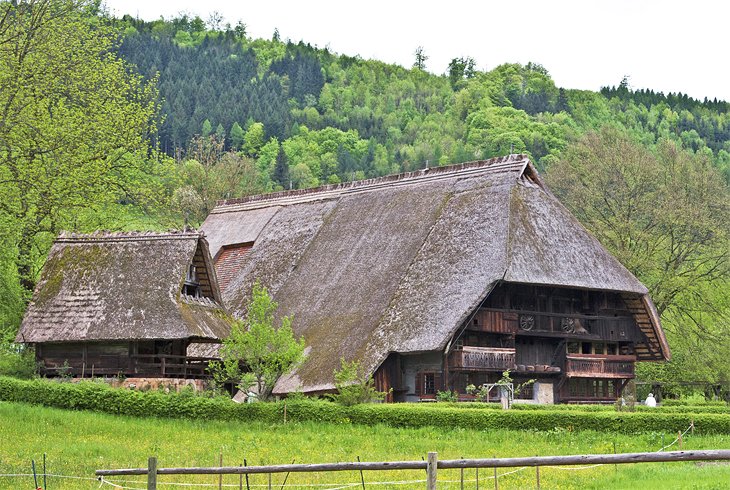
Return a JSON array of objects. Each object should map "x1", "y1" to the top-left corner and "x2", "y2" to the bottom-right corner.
[
  {"x1": 330, "y1": 358, "x2": 387, "y2": 406},
  {"x1": 1, "y1": 376, "x2": 728, "y2": 434},
  {"x1": 0, "y1": 344, "x2": 36, "y2": 379}
]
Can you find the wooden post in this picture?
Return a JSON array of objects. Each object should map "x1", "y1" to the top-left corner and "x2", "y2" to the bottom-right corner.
[
  {"x1": 147, "y1": 457, "x2": 157, "y2": 490},
  {"x1": 535, "y1": 463, "x2": 540, "y2": 489},
  {"x1": 678, "y1": 431, "x2": 683, "y2": 450},
  {"x1": 218, "y1": 453, "x2": 223, "y2": 490},
  {"x1": 493, "y1": 454, "x2": 498, "y2": 490},
  {"x1": 426, "y1": 452, "x2": 438, "y2": 490},
  {"x1": 613, "y1": 441, "x2": 617, "y2": 475},
  {"x1": 460, "y1": 456, "x2": 464, "y2": 490},
  {"x1": 475, "y1": 467, "x2": 479, "y2": 490},
  {"x1": 268, "y1": 473, "x2": 272, "y2": 490},
  {"x1": 283, "y1": 403, "x2": 287, "y2": 424}
]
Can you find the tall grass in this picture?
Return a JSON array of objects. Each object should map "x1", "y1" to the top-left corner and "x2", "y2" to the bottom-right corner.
[{"x1": 1, "y1": 401, "x2": 728, "y2": 489}]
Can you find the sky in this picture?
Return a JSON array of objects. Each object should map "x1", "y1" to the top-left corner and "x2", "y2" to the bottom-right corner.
[{"x1": 103, "y1": 0, "x2": 730, "y2": 102}]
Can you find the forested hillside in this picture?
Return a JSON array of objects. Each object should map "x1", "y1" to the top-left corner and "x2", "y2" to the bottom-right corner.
[
  {"x1": 0, "y1": 2, "x2": 728, "y2": 394},
  {"x1": 117, "y1": 15, "x2": 730, "y2": 188}
]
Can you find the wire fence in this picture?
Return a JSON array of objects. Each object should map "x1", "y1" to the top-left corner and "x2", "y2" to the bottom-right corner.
[{"x1": 6, "y1": 422, "x2": 726, "y2": 490}]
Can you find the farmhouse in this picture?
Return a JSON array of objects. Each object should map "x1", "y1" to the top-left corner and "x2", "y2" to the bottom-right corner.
[
  {"x1": 202, "y1": 154, "x2": 670, "y2": 403},
  {"x1": 16, "y1": 231, "x2": 231, "y2": 378}
]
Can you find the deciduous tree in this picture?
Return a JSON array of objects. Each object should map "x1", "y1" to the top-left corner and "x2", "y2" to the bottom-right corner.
[
  {"x1": 0, "y1": 0, "x2": 159, "y2": 291},
  {"x1": 209, "y1": 282, "x2": 305, "y2": 400},
  {"x1": 546, "y1": 127, "x2": 730, "y2": 383}
]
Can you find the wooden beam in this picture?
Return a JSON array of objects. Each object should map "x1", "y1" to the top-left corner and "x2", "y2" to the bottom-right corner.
[{"x1": 96, "y1": 450, "x2": 730, "y2": 477}]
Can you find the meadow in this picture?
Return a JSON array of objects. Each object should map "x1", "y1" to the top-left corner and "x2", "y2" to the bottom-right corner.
[{"x1": 2, "y1": 401, "x2": 729, "y2": 489}]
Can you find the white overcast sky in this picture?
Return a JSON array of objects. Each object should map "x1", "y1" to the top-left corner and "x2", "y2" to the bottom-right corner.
[{"x1": 103, "y1": 0, "x2": 730, "y2": 102}]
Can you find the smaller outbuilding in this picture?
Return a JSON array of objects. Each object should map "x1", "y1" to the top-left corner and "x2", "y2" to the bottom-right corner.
[{"x1": 16, "y1": 231, "x2": 232, "y2": 378}]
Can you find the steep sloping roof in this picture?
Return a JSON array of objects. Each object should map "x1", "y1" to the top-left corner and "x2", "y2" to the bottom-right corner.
[
  {"x1": 16, "y1": 231, "x2": 231, "y2": 343},
  {"x1": 201, "y1": 155, "x2": 669, "y2": 394}
]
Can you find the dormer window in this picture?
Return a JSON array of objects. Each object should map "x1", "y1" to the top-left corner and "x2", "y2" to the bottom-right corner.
[{"x1": 183, "y1": 264, "x2": 201, "y2": 297}]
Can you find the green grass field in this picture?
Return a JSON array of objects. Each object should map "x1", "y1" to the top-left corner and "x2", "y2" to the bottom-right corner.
[{"x1": 1, "y1": 401, "x2": 729, "y2": 489}]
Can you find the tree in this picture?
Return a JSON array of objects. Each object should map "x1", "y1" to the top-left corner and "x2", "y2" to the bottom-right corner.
[
  {"x1": 242, "y1": 122, "x2": 265, "y2": 157},
  {"x1": 215, "y1": 123, "x2": 226, "y2": 143},
  {"x1": 273, "y1": 146, "x2": 290, "y2": 188},
  {"x1": 230, "y1": 122, "x2": 245, "y2": 150},
  {"x1": 331, "y1": 358, "x2": 388, "y2": 406},
  {"x1": 546, "y1": 127, "x2": 730, "y2": 383},
  {"x1": 201, "y1": 119, "x2": 213, "y2": 137},
  {"x1": 413, "y1": 46, "x2": 428, "y2": 70},
  {"x1": 209, "y1": 282, "x2": 305, "y2": 400},
  {"x1": 0, "y1": 0, "x2": 159, "y2": 291},
  {"x1": 447, "y1": 56, "x2": 476, "y2": 90},
  {"x1": 178, "y1": 136, "x2": 261, "y2": 223}
]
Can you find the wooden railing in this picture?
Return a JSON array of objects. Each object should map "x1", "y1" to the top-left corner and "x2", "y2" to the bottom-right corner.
[
  {"x1": 130, "y1": 355, "x2": 218, "y2": 378},
  {"x1": 473, "y1": 308, "x2": 637, "y2": 339},
  {"x1": 40, "y1": 354, "x2": 219, "y2": 379},
  {"x1": 564, "y1": 354, "x2": 636, "y2": 378},
  {"x1": 448, "y1": 346, "x2": 516, "y2": 371}
]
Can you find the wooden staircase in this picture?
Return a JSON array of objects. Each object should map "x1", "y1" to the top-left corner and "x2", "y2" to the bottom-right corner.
[{"x1": 620, "y1": 293, "x2": 670, "y2": 361}]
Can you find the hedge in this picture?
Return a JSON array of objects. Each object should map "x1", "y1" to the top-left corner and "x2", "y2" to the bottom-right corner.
[
  {"x1": 428, "y1": 401, "x2": 730, "y2": 415},
  {"x1": 1, "y1": 376, "x2": 728, "y2": 434}
]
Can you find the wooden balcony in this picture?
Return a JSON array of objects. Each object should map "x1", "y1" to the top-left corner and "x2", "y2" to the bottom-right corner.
[
  {"x1": 40, "y1": 354, "x2": 218, "y2": 379},
  {"x1": 564, "y1": 354, "x2": 636, "y2": 378},
  {"x1": 448, "y1": 346, "x2": 516, "y2": 371}
]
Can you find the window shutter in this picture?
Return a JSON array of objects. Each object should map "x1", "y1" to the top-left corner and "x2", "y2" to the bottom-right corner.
[
  {"x1": 434, "y1": 372, "x2": 443, "y2": 392},
  {"x1": 415, "y1": 371, "x2": 423, "y2": 395}
]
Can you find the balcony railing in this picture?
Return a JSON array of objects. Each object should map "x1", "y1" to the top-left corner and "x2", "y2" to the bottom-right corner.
[
  {"x1": 473, "y1": 308, "x2": 637, "y2": 340},
  {"x1": 564, "y1": 354, "x2": 636, "y2": 378},
  {"x1": 448, "y1": 346, "x2": 516, "y2": 371}
]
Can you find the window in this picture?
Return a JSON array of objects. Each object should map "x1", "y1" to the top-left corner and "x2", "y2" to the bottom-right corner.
[
  {"x1": 424, "y1": 373, "x2": 436, "y2": 395},
  {"x1": 416, "y1": 371, "x2": 442, "y2": 396},
  {"x1": 182, "y1": 264, "x2": 201, "y2": 297}
]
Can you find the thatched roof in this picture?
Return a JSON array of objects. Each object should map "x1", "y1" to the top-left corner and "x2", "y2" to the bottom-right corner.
[
  {"x1": 201, "y1": 155, "x2": 669, "y2": 394},
  {"x1": 16, "y1": 231, "x2": 231, "y2": 343}
]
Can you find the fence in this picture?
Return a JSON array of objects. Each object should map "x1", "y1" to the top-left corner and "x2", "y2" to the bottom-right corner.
[{"x1": 96, "y1": 449, "x2": 730, "y2": 490}]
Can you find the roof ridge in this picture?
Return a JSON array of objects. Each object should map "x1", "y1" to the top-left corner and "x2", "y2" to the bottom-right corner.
[
  {"x1": 212, "y1": 154, "x2": 530, "y2": 212},
  {"x1": 56, "y1": 230, "x2": 203, "y2": 243}
]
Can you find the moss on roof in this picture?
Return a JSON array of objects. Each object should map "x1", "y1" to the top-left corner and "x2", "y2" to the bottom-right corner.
[
  {"x1": 17, "y1": 232, "x2": 232, "y2": 343},
  {"x1": 200, "y1": 155, "x2": 666, "y2": 394}
]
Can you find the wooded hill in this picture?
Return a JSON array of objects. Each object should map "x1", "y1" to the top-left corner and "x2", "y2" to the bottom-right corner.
[{"x1": 116, "y1": 15, "x2": 730, "y2": 189}]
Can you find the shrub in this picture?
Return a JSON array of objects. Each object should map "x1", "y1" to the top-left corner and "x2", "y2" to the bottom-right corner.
[
  {"x1": 330, "y1": 358, "x2": 387, "y2": 406},
  {"x1": 0, "y1": 344, "x2": 36, "y2": 379},
  {"x1": 1, "y1": 376, "x2": 729, "y2": 434}
]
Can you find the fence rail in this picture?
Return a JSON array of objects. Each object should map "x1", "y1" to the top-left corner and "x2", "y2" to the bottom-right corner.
[{"x1": 97, "y1": 450, "x2": 730, "y2": 489}]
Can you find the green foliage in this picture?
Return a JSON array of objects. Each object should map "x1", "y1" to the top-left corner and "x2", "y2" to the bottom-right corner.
[
  {"x1": 331, "y1": 358, "x2": 387, "y2": 406},
  {"x1": 0, "y1": 344, "x2": 36, "y2": 379},
  {"x1": 2, "y1": 376, "x2": 729, "y2": 434},
  {"x1": 0, "y1": 0, "x2": 160, "y2": 293},
  {"x1": 436, "y1": 390, "x2": 458, "y2": 402},
  {"x1": 546, "y1": 128, "x2": 730, "y2": 385},
  {"x1": 209, "y1": 282, "x2": 305, "y2": 400},
  {"x1": 230, "y1": 122, "x2": 245, "y2": 150},
  {"x1": 242, "y1": 122, "x2": 266, "y2": 157}
]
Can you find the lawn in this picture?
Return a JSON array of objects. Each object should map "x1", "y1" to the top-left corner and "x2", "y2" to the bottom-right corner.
[{"x1": 1, "y1": 401, "x2": 729, "y2": 489}]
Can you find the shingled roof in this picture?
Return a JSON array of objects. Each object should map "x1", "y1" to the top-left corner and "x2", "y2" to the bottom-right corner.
[
  {"x1": 16, "y1": 231, "x2": 231, "y2": 343},
  {"x1": 201, "y1": 155, "x2": 670, "y2": 394}
]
